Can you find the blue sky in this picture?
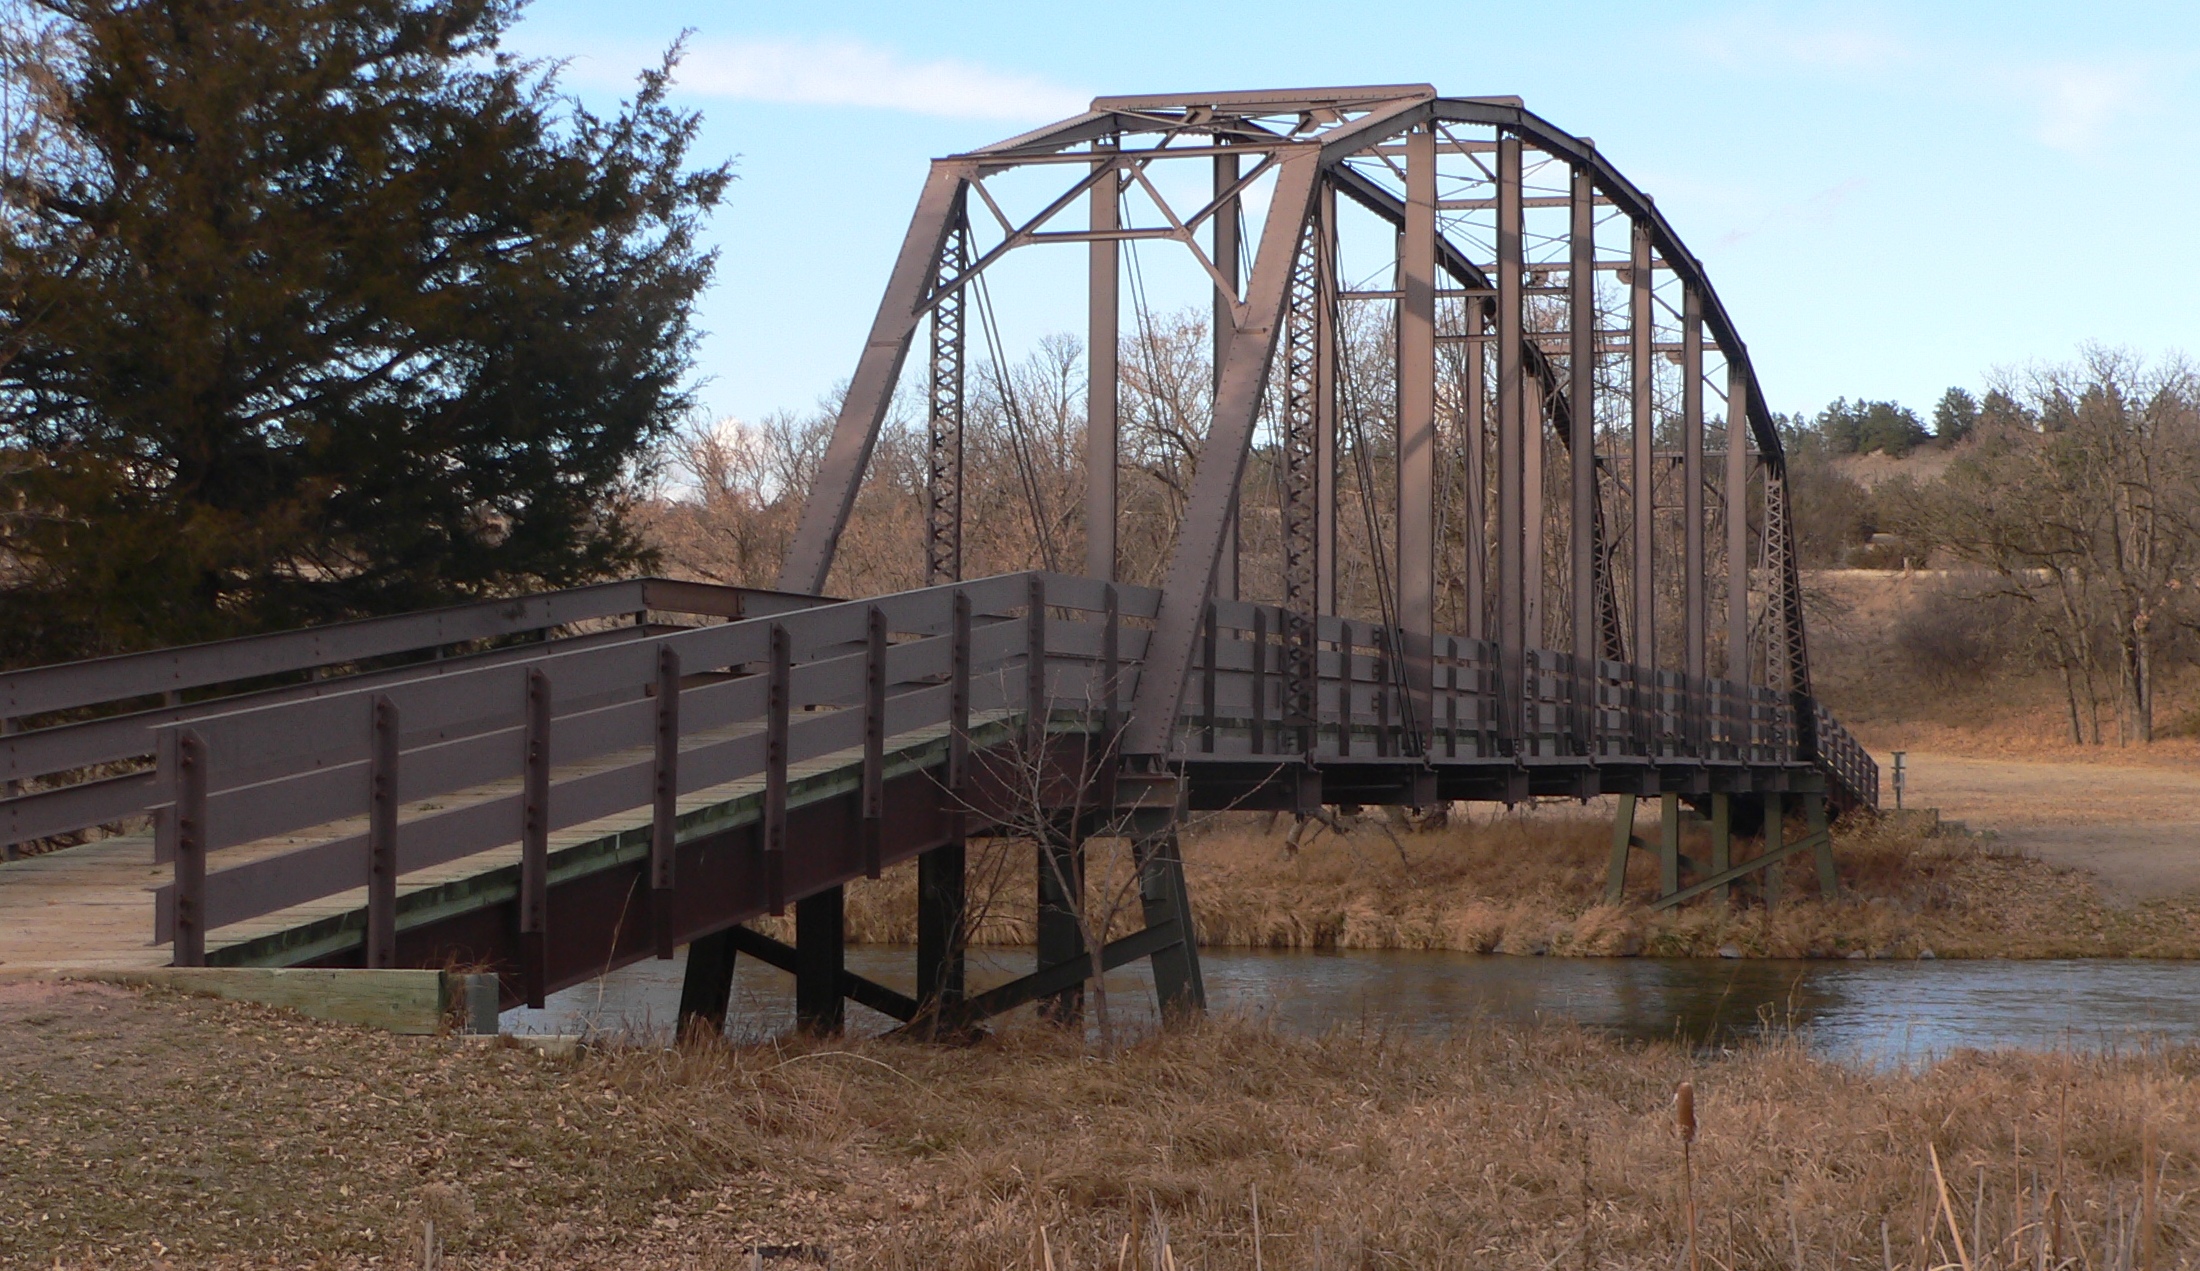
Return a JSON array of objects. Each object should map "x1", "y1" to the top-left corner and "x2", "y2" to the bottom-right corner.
[{"x1": 510, "y1": 1, "x2": 2200, "y2": 428}]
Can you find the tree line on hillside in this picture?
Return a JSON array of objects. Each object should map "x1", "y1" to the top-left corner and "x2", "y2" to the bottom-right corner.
[
  {"x1": 1783, "y1": 350, "x2": 2200, "y2": 745},
  {"x1": 0, "y1": 0, "x2": 725, "y2": 670}
]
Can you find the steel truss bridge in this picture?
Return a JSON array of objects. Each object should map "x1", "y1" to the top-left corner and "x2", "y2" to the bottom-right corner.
[{"x1": 0, "y1": 87, "x2": 1875, "y2": 1036}]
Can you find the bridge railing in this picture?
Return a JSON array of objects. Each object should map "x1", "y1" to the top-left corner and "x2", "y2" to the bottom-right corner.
[
  {"x1": 0, "y1": 578, "x2": 820, "y2": 852},
  {"x1": 150, "y1": 572, "x2": 1155, "y2": 963},
  {"x1": 116, "y1": 570, "x2": 1876, "y2": 963}
]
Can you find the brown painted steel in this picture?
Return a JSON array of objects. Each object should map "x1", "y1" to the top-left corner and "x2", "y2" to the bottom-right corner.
[
  {"x1": 1495, "y1": 133, "x2": 1525, "y2": 746},
  {"x1": 1087, "y1": 144, "x2": 1119, "y2": 582},
  {"x1": 1569, "y1": 159, "x2": 1599, "y2": 752},
  {"x1": 1397, "y1": 124, "x2": 1437, "y2": 756}
]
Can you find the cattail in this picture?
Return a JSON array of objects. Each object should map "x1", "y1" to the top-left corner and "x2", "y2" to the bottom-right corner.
[{"x1": 1676, "y1": 1081, "x2": 1700, "y2": 1271}]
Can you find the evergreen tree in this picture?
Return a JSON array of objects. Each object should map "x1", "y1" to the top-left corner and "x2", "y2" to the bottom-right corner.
[
  {"x1": 0, "y1": 0, "x2": 729, "y2": 665},
  {"x1": 1932, "y1": 387, "x2": 1980, "y2": 443},
  {"x1": 1815, "y1": 397, "x2": 1929, "y2": 457}
]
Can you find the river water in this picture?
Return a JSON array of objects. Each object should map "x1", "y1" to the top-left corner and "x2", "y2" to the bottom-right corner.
[{"x1": 506, "y1": 945, "x2": 2200, "y2": 1066}]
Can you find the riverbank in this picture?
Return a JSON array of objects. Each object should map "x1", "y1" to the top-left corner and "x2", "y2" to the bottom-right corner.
[
  {"x1": 5, "y1": 979, "x2": 2193, "y2": 1268},
  {"x1": 780, "y1": 805, "x2": 2200, "y2": 960}
]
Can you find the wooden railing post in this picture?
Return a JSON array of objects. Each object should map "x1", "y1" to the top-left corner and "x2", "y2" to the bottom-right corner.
[
  {"x1": 765, "y1": 624, "x2": 790, "y2": 916},
  {"x1": 949, "y1": 592, "x2": 970, "y2": 793},
  {"x1": 1333, "y1": 623, "x2": 1351, "y2": 758},
  {"x1": 862, "y1": 606, "x2": 886, "y2": 879},
  {"x1": 1250, "y1": 607, "x2": 1267, "y2": 756},
  {"x1": 170, "y1": 729, "x2": 208, "y2": 967},
  {"x1": 652, "y1": 645, "x2": 680, "y2": 959},
  {"x1": 520, "y1": 669, "x2": 551, "y2": 1008},
  {"x1": 366, "y1": 695, "x2": 399, "y2": 969},
  {"x1": 1027, "y1": 574, "x2": 1048, "y2": 754}
]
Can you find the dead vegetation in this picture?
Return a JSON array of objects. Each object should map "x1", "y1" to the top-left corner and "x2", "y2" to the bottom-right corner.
[
  {"x1": 757, "y1": 805, "x2": 2200, "y2": 962},
  {"x1": 3, "y1": 980, "x2": 2196, "y2": 1269}
]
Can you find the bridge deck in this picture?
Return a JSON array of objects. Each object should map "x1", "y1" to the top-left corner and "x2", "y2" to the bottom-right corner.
[{"x1": 0, "y1": 714, "x2": 995, "y2": 981}]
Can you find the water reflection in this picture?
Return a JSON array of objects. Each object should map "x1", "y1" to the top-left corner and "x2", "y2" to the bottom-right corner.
[{"x1": 507, "y1": 946, "x2": 2200, "y2": 1067}]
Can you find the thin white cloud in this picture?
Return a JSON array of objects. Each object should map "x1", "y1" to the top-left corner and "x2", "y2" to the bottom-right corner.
[
  {"x1": 1716, "y1": 177, "x2": 1868, "y2": 248},
  {"x1": 2016, "y1": 58, "x2": 2160, "y2": 152},
  {"x1": 1677, "y1": 10, "x2": 2192, "y2": 159},
  {"x1": 669, "y1": 37, "x2": 1087, "y2": 123},
  {"x1": 1683, "y1": 10, "x2": 1914, "y2": 73}
]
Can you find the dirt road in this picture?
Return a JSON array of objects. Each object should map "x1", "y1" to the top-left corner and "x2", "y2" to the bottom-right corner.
[{"x1": 1889, "y1": 750, "x2": 2200, "y2": 900}]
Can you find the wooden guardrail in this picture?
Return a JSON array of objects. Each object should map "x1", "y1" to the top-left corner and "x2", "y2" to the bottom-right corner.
[
  {"x1": 152, "y1": 573, "x2": 1152, "y2": 970},
  {"x1": 0, "y1": 578, "x2": 820, "y2": 852}
]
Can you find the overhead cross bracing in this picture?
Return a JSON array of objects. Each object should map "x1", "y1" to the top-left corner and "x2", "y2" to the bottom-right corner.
[{"x1": 0, "y1": 87, "x2": 1875, "y2": 1038}]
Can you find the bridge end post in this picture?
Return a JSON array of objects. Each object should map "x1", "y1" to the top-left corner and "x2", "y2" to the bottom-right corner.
[
  {"x1": 1604, "y1": 792, "x2": 1636, "y2": 904},
  {"x1": 1710, "y1": 794, "x2": 1732, "y2": 906},
  {"x1": 677, "y1": 927, "x2": 740, "y2": 1042},
  {"x1": 915, "y1": 837, "x2": 967, "y2": 1031},
  {"x1": 1035, "y1": 815, "x2": 1086, "y2": 1026},
  {"x1": 795, "y1": 886, "x2": 846, "y2": 1036},
  {"x1": 1129, "y1": 803, "x2": 1205, "y2": 1025},
  {"x1": 1762, "y1": 792, "x2": 1785, "y2": 908},
  {"x1": 1806, "y1": 789, "x2": 1838, "y2": 899}
]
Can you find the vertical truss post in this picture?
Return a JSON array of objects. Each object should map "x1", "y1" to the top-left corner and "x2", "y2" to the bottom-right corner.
[
  {"x1": 1280, "y1": 204, "x2": 1324, "y2": 757},
  {"x1": 1629, "y1": 219, "x2": 1656, "y2": 683},
  {"x1": 1214, "y1": 144, "x2": 1241, "y2": 602},
  {"x1": 1397, "y1": 124, "x2": 1437, "y2": 757},
  {"x1": 927, "y1": 197, "x2": 970, "y2": 586},
  {"x1": 1495, "y1": 133, "x2": 1526, "y2": 747},
  {"x1": 367, "y1": 694, "x2": 399, "y2": 969},
  {"x1": 783, "y1": 164, "x2": 969, "y2": 594},
  {"x1": 1525, "y1": 377, "x2": 1545, "y2": 650},
  {"x1": 1316, "y1": 184, "x2": 1340, "y2": 617},
  {"x1": 1464, "y1": 320, "x2": 1488, "y2": 642},
  {"x1": 1123, "y1": 152, "x2": 1321, "y2": 760},
  {"x1": 1767, "y1": 458, "x2": 1816, "y2": 759},
  {"x1": 1682, "y1": 285, "x2": 1707, "y2": 755},
  {"x1": 1726, "y1": 359, "x2": 1752, "y2": 683},
  {"x1": 520, "y1": 670, "x2": 551, "y2": 1008},
  {"x1": 1087, "y1": 143, "x2": 1120, "y2": 582},
  {"x1": 652, "y1": 646, "x2": 680, "y2": 958},
  {"x1": 1568, "y1": 160, "x2": 1599, "y2": 755}
]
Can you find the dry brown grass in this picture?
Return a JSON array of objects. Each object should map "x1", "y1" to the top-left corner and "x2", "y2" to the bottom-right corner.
[
  {"x1": 778, "y1": 806, "x2": 2200, "y2": 961},
  {"x1": 4, "y1": 980, "x2": 2196, "y2": 1269}
]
